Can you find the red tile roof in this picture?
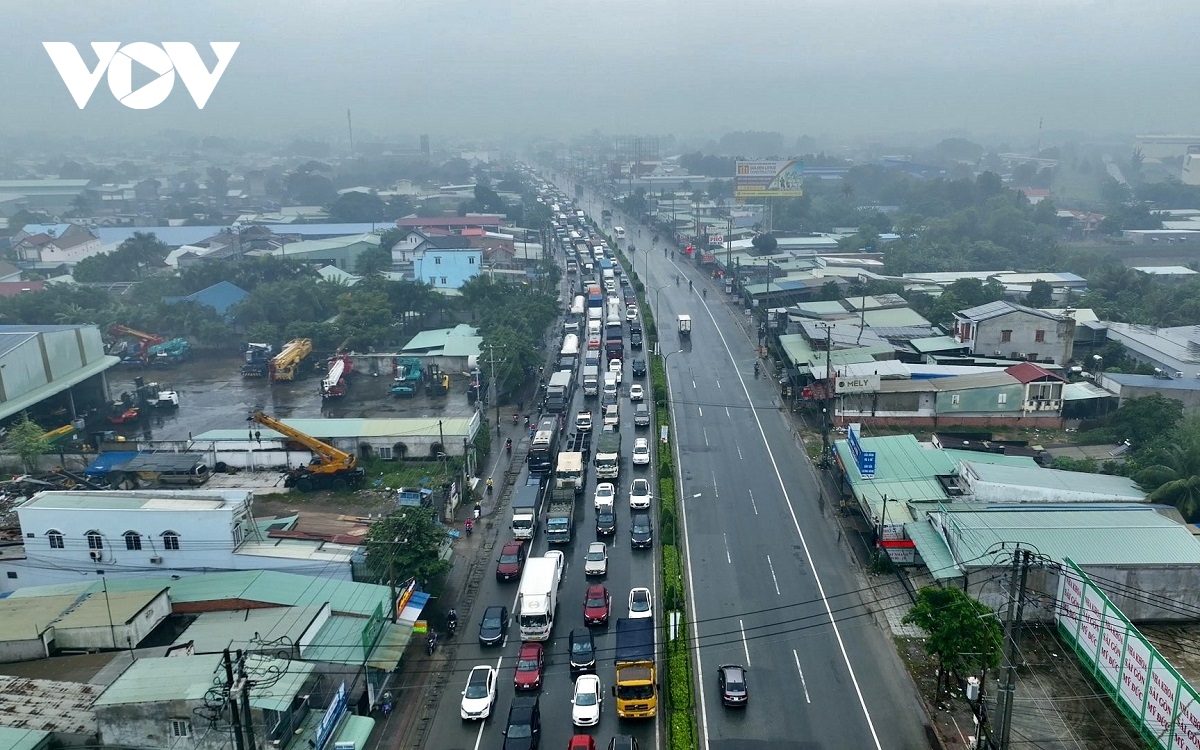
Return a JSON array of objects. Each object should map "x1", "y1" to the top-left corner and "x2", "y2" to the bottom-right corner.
[
  {"x1": 461, "y1": 228, "x2": 486, "y2": 236},
  {"x1": 21, "y1": 233, "x2": 52, "y2": 246},
  {"x1": 0, "y1": 281, "x2": 46, "y2": 297},
  {"x1": 1005, "y1": 361, "x2": 1065, "y2": 383}
]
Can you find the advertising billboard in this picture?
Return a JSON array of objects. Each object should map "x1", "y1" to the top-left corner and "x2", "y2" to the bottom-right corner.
[{"x1": 735, "y1": 159, "x2": 805, "y2": 198}]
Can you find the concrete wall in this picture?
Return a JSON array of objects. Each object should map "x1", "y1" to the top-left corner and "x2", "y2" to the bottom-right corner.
[
  {"x1": 97, "y1": 700, "x2": 276, "y2": 750},
  {"x1": 1110, "y1": 382, "x2": 1200, "y2": 415},
  {"x1": 414, "y1": 249, "x2": 482, "y2": 289},
  {"x1": 838, "y1": 413, "x2": 1062, "y2": 429},
  {"x1": 970, "y1": 311, "x2": 1074, "y2": 364},
  {"x1": 54, "y1": 589, "x2": 172, "y2": 651},
  {"x1": 0, "y1": 636, "x2": 49, "y2": 663},
  {"x1": 936, "y1": 382, "x2": 1026, "y2": 414}
]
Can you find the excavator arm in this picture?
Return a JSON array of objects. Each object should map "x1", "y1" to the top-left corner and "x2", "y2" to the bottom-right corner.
[{"x1": 249, "y1": 411, "x2": 357, "y2": 474}]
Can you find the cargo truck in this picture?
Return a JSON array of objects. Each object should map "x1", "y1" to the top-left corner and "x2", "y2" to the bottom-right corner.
[
  {"x1": 613, "y1": 618, "x2": 658, "y2": 718},
  {"x1": 511, "y1": 473, "x2": 547, "y2": 541},
  {"x1": 545, "y1": 498, "x2": 575, "y2": 544},
  {"x1": 594, "y1": 430, "x2": 621, "y2": 480},
  {"x1": 517, "y1": 553, "x2": 563, "y2": 641},
  {"x1": 678, "y1": 314, "x2": 692, "y2": 338},
  {"x1": 544, "y1": 370, "x2": 574, "y2": 414},
  {"x1": 582, "y1": 365, "x2": 600, "y2": 397}
]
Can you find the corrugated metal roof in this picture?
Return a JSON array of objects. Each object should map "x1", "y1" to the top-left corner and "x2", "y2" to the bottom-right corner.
[
  {"x1": 1063, "y1": 381, "x2": 1113, "y2": 401},
  {"x1": 955, "y1": 300, "x2": 1062, "y2": 322},
  {"x1": 0, "y1": 676, "x2": 99, "y2": 735},
  {"x1": 861, "y1": 308, "x2": 931, "y2": 328},
  {"x1": 51, "y1": 589, "x2": 165, "y2": 630},
  {"x1": 937, "y1": 507, "x2": 1200, "y2": 567},
  {"x1": 0, "y1": 726, "x2": 51, "y2": 750},
  {"x1": 172, "y1": 606, "x2": 325, "y2": 654},
  {"x1": 927, "y1": 372, "x2": 1018, "y2": 391},
  {"x1": 964, "y1": 461, "x2": 1144, "y2": 499},
  {"x1": 0, "y1": 595, "x2": 81, "y2": 641},
  {"x1": 95, "y1": 654, "x2": 312, "y2": 708},
  {"x1": 905, "y1": 520, "x2": 961, "y2": 580},
  {"x1": 910, "y1": 335, "x2": 965, "y2": 353},
  {"x1": 302, "y1": 614, "x2": 371, "y2": 665}
]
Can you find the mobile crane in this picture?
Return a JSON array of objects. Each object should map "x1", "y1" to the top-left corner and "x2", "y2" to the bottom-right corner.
[
  {"x1": 248, "y1": 411, "x2": 364, "y2": 492},
  {"x1": 269, "y1": 338, "x2": 313, "y2": 382},
  {"x1": 109, "y1": 325, "x2": 165, "y2": 366}
]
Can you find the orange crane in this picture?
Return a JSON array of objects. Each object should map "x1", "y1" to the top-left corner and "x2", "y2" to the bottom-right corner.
[
  {"x1": 269, "y1": 338, "x2": 313, "y2": 382},
  {"x1": 109, "y1": 325, "x2": 165, "y2": 365},
  {"x1": 248, "y1": 411, "x2": 364, "y2": 492}
]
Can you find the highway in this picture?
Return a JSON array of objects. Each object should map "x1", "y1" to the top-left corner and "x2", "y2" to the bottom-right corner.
[
  {"x1": 422, "y1": 236, "x2": 659, "y2": 748},
  {"x1": 570, "y1": 181, "x2": 929, "y2": 749}
]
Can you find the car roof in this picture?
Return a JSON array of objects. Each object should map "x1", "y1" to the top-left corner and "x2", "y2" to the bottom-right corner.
[
  {"x1": 586, "y1": 583, "x2": 607, "y2": 596},
  {"x1": 575, "y1": 673, "x2": 600, "y2": 688},
  {"x1": 720, "y1": 664, "x2": 746, "y2": 678},
  {"x1": 634, "y1": 437, "x2": 648, "y2": 446},
  {"x1": 570, "y1": 626, "x2": 593, "y2": 640},
  {"x1": 469, "y1": 664, "x2": 492, "y2": 677},
  {"x1": 518, "y1": 641, "x2": 542, "y2": 655},
  {"x1": 484, "y1": 604, "x2": 505, "y2": 614},
  {"x1": 632, "y1": 478, "x2": 649, "y2": 488},
  {"x1": 588, "y1": 541, "x2": 606, "y2": 551},
  {"x1": 502, "y1": 540, "x2": 523, "y2": 551}
]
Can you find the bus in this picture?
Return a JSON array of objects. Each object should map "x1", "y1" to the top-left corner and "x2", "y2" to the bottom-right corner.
[
  {"x1": 615, "y1": 226, "x2": 626, "y2": 240},
  {"x1": 560, "y1": 334, "x2": 580, "y2": 358},
  {"x1": 528, "y1": 415, "x2": 561, "y2": 472}
]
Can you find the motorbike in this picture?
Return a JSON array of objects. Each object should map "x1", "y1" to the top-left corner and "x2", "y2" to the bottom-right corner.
[
  {"x1": 506, "y1": 438, "x2": 513, "y2": 455},
  {"x1": 426, "y1": 631, "x2": 438, "y2": 655},
  {"x1": 446, "y1": 611, "x2": 458, "y2": 637},
  {"x1": 754, "y1": 363, "x2": 761, "y2": 379}
]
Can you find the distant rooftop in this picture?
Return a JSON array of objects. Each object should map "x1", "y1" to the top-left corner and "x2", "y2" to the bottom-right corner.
[
  {"x1": 963, "y1": 461, "x2": 1145, "y2": 500},
  {"x1": 95, "y1": 654, "x2": 312, "y2": 711},
  {"x1": 18, "y1": 489, "x2": 244, "y2": 513},
  {"x1": 0, "y1": 675, "x2": 99, "y2": 736},
  {"x1": 955, "y1": 300, "x2": 1063, "y2": 323}
]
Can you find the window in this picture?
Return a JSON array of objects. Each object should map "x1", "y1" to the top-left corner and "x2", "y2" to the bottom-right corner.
[
  {"x1": 86, "y1": 531, "x2": 103, "y2": 550},
  {"x1": 950, "y1": 394, "x2": 960, "y2": 405},
  {"x1": 124, "y1": 531, "x2": 142, "y2": 550},
  {"x1": 47, "y1": 530, "x2": 64, "y2": 549},
  {"x1": 1034, "y1": 329, "x2": 1045, "y2": 343},
  {"x1": 6, "y1": 572, "x2": 16, "y2": 579},
  {"x1": 997, "y1": 393, "x2": 1008, "y2": 405},
  {"x1": 1000, "y1": 330, "x2": 1012, "y2": 343},
  {"x1": 162, "y1": 532, "x2": 180, "y2": 551},
  {"x1": 440, "y1": 276, "x2": 447, "y2": 285},
  {"x1": 469, "y1": 256, "x2": 476, "y2": 264},
  {"x1": 377, "y1": 445, "x2": 394, "y2": 460},
  {"x1": 232, "y1": 524, "x2": 243, "y2": 546},
  {"x1": 428, "y1": 277, "x2": 437, "y2": 284},
  {"x1": 434, "y1": 256, "x2": 442, "y2": 265},
  {"x1": 171, "y1": 719, "x2": 191, "y2": 738}
]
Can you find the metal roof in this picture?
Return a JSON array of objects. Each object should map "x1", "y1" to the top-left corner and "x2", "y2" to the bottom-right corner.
[
  {"x1": 0, "y1": 676, "x2": 99, "y2": 736},
  {"x1": 934, "y1": 506, "x2": 1200, "y2": 568},
  {"x1": 926, "y1": 371, "x2": 1019, "y2": 391},
  {"x1": 1103, "y1": 372, "x2": 1200, "y2": 392},
  {"x1": 51, "y1": 589, "x2": 166, "y2": 631},
  {"x1": 963, "y1": 461, "x2": 1145, "y2": 500},
  {"x1": 19, "y1": 489, "x2": 237, "y2": 512},
  {"x1": 954, "y1": 300, "x2": 1062, "y2": 323},
  {"x1": 1062, "y1": 381, "x2": 1113, "y2": 401},
  {"x1": 95, "y1": 654, "x2": 312, "y2": 709},
  {"x1": 905, "y1": 520, "x2": 961, "y2": 580},
  {"x1": 0, "y1": 595, "x2": 82, "y2": 641},
  {"x1": 194, "y1": 416, "x2": 475, "y2": 441},
  {"x1": 910, "y1": 335, "x2": 966, "y2": 353},
  {"x1": 172, "y1": 606, "x2": 326, "y2": 654},
  {"x1": 860, "y1": 308, "x2": 931, "y2": 328},
  {"x1": 0, "y1": 727, "x2": 51, "y2": 750}
]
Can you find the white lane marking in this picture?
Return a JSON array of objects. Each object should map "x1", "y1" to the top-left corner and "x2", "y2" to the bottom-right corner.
[
  {"x1": 697, "y1": 405, "x2": 703, "y2": 417},
  {"x1": 793, "y1": 649, "x2": 812, "y2": 704},
  {"x1": 693, "y1": 493, "x2": 702, "y2": 498},
  {"x1": 723, "y1": 533, "x2": 731, "y2": 564},
  {"x1": 703, "y1": 428, "x2": 709, "y2": 446},
  {"x1": 692, "y1": 379, "x2": 697, "y2": 389},
  {"x1": 737, "y1": 445, "x2": 743, "y2": 460},
  {"x1": 739, "y1": 619, "x2": 752, "y2": 667},
  {"x1": 716, "y1": 379, "x2": 721, "y2": 389},
  {"x1": 766, "y1": 555, "x2": 781, "y2": 595},
  {"x1": 725, "y1": 406, "x2": 731, "y2": 419},
  {"x1": 748, "y1": 489, "x2": 758, "y2": 515},
  {"x1": 711, "y1": 472, "x2": 717, "y2": 496},
  {"x1": 701, "y1": 296, "x2": 885, "y2": 748}
]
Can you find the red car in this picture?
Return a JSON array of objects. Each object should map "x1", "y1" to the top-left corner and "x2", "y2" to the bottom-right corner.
[
  {"x1": 583, "y1": 584, "x2": 611, "y2": 626},
  {"x1": 495, "y1": 540, "x2": 526, "y2": 582},
  {"x1": 513, "y1": 641, "x2": 545, "y2": 690},
  {"x1": 567, "y1": 736, "x2": 597, "y2": 750}
]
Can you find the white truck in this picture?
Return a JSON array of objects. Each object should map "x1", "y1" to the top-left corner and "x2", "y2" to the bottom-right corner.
[
  {"x1": 582, "y1": 365, "x2": 600, "y2": 397},
  {"x1": 678, "y1": 314, "x2": 692, "y2": 338},
  {"x1": 510, "y1": 474, "x2": 546, "y2": 541},
  {"x1": 518, "y1": 553, "x2": 564, "y2": 641}
]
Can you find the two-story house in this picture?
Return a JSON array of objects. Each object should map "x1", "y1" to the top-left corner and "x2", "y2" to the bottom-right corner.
[
  {"x1": 0, "y1": 489, "x2": 358, "y2": 592},
  {"x1": 13, "y1": 224, "x2": 101, "y2": 266},
  {"x1": 952, "y1": 300, "x2": 1075, "y2": 365},
  {"x1": 407, "y1": 232, "x2": 481, "y2": 289}
]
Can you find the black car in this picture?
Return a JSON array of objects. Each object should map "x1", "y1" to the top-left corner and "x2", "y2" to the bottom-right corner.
[
  {"x1": 568, "y1": 627, "x2": 596, "y2": 675},
  {"x1": 596, "y1": 509, "x2": 617, "y2": 537},
  {"x1": 629, "y1": 319, "x2": 642, "y2": 334},
  {"x1": 478, "y1": 605, "x2": 509, "y2": 647},
  {"x1": 502, "y1": 695, "x2": 541, "y2": 749},
  {"x1": 717, "y1": 664, "x2": 749, "y2": 706},
  {"x1": 630, "y1": 513, "x2": 653, "y2": 549},
  {"x1": 607, "y1": 737, "x2": 639, "y2": 750},
  {"x1": 630, "y1": 331, "x2": 643, "y2": 349},
  {"x1": 631, "y1": 358, "x2": 647, "y2": 377}
]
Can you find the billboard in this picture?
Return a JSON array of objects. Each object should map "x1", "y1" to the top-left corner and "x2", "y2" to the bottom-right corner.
[
  {"x1": 735, "y1": 159, "x2": 805, "y2": 198},
  {"x1": 836, "y1": 374, "x2": 881, "y2": 394}
]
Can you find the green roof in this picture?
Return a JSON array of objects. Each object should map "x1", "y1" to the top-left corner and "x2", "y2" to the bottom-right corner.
[
  {"x1": 905, "y1": 520, "x2": 960, "y2": 580},
  {"x1": 173, "y1": 606, "x2": 325, "y2": 653},
  {"x1": 788, "y1": 301, "x2": 848, "y2": 318},
  {"x1": 401, "y1": 324, "x2": 482, "y2": 357},
  {"x1": 909, "y1": 335, "x2": 964, "y2": 353},
  {"x1": 934, "y1": 507, "x2": 1200, "y2": 568},
  {"x1": 778, "y1": 333, "x2": 893, "y2": 372},
  {"x1": 95, "y1": 654, "x2": 312, "y2": 708},
  {"x1": 834, "y1": 435, "x2": 955, "y2": 524},
  {"x1": 861, "y1": 307, "x2": 930, "y2": 328},
  {"x1": 303, "y1": 614, "x2": 373, "y2": 665},
  {"x1": 0, "y1": 727, "x2": 50, "y2": 750}
]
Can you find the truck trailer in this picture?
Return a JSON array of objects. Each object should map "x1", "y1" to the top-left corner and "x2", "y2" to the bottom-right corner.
[{"x1": 614, "y1": 618, "x2": 658, "y2": 718}]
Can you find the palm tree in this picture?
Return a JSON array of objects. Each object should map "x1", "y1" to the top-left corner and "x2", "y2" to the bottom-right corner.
[{"x1": 1137, "y1": 436, "x2": 1200, "y2": 521}]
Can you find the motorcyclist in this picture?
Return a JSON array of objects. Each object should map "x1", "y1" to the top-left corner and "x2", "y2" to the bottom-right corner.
[
  {"x1": 675, "y1": 274, "x2": 680, "y2": 286},
  {"x1": 486, "y1": 477, "x2": 494, "y2": 495},
  {"x1": 426, "y1": 631, "x2": 438, "y2": 654},
  {"x1": 702, "y1": 288, "x2": 707, "y2": 298},
  {"x1": 505, "y1": 438, "x2": 513, "y2": 455},
  {"x1": 688, "y1": 279, "x2": 693, "y2": 291},
  {"x1": 465, "y1": 518, "x2": 474, "y2": 535},
  {"x1": 446, "y1": 609, "x2": 458, "y2": 634},
  {"x1": 754, "y1": 362, "x2": 761, "y2": 378}
]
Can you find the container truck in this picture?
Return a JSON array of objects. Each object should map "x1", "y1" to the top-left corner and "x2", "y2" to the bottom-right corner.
[
  {"x1": 582, "y1": 365, "x2": 600, "y2": 397},
  {"x1": 678, "y1": 314, "x2": 692, "y2": 337},
  {"x1": 517, "y1": 554, "x2": 563, "y2": 641},
  {"x1": 614, "y1": 618, "x2": 658, "y2": 718},
  {"x1": 544, "y1": 370, "x2": 574, "y2": 414},
  {"x1": 594, "y1": 430, "x2": 621, "y2": 480},
  {"x1": 510, "y1": 473, "x2": 546, "y2": 541}
]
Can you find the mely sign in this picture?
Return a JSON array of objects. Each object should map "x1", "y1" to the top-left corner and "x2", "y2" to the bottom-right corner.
[{"x1": 43, "y1": 42, "x2": 239, "y2": 109}]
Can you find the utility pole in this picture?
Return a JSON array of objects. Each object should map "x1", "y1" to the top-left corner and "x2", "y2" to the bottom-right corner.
[
  {"x1": 996, "y1": 548, "x2": 1031, "y2": 750},
  {"x1": 817, "y1": 322, "x2": 835, "y2": 465},
  {"x1": 236, "y1": 650, "x2": 257, "y2": 750},
  {"x1": 483, "y1": 345, "x2": 502, "y2": 437},
  {"x1": 222, "y1": 648, "x2": 247, "y2": 750}
]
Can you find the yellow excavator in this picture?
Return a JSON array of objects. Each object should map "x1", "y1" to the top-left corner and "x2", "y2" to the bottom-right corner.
[
  {"x1": 269, "y1": 338, "x2": 313, "y2": 382},
  {"x1": 249, "y1": 411, "x2": 365, "y2": 492}
]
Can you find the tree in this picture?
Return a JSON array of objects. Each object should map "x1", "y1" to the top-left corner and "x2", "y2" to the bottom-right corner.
[
  {"x1": 1023, "y1": 280, "x2": 1054, "y2": 308},
  {"x1": 362, "y1": 507, "x2": 451, "y2": 587},
  {"x1": 379, "y1": 229, "x2": 406, "y2": 253},
  {"x1": 284, "y1": 170, "x2": 337, "y2": 206},
  {"x1": 335, "y1": 289, "x2": 394, "y2": 349},
  {"x1": 207, "y1": 167, "x2": 230, "y2": 204},
  {"x1": 3, "y1": 413, "x2": 50, "y2": 472},
  {"x1": 1135, "y1": 431, "x2": 1200, "y2": 521},
  {"x1": 354, "y1": 246, "x2": 393, "y2": 277},
  {"x1": 1107, "y1": 394, "x2": 1184, "y2": 447},
  {"x1": 902, "y1": 586, "x2": 1002, "y2": 702},
  {"x1": 328, "y1": 191, "x2": 388, "y2": 223},
  {"x1": 751, "y1": 233, "x2": 778, "y2": 254}
]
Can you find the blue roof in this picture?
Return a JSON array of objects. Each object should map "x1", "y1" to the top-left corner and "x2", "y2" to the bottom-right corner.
[
  {"x1": 1105, "y1": 372, "x2": 1200, "y2": 392},
  {"x1": 93, "y1": 223, "x2": 390, "y2": 248},
  {"x1": 167, "y1": 281, "x2": 249, "y2": 317},
  {"x1": 83, "y1": 451, "x2": 139, "y2": 477}
]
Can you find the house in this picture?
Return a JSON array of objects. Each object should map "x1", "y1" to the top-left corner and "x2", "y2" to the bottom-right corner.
[
  {"x1": 1100, "y1": 322, "x2": 1200, "y2": 376},
  {"x1": 1099, "y1": 372, "x2": 1200, "y2": 415},
  {"x1": 413, "y1": 246, "x2": 481, "y2": 289},
  {"x1": 163, "y1": 280, "x2": 249, "y2": 318},
  {"x1": 0, "y1": 676, "x2": 99, "y2": 746},
  {"x1": 12, "y1": 224, "x2": 101, "y2": 266},
  {"x1": 394, "y1": 214, "x2": 506, "y2": 233},
  {"x1": 0, "y1": 587, "x2": 171, "y2": 661},
  {"x1": 390, "y1": 229, "x2": 472, "y2": 266},
  {"x1": 0, "y1": 259, "x2": 22, "y2": 282},
  {"x1": 0, "y1": 489, "x2": 359, "y2": 592},
  {"x1": 1005, "y1": 361, "x2": 1067, "y2": 413},
  {"x1": 1014, "y1": 187, "x2": 1051, "y2": 205},
  {"x1": 952, "y1": 300, "x2": 1075, "y2": 364},
  {"x1": 399, "y1": 324, "x2": 484, "y2": 373},
  {"x1": 269, "y1": 233, "x2": 381, "y2": 270}
]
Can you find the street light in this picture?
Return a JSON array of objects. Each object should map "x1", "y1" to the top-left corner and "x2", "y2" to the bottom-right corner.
[{"x1": 649, "y1": 283, "x2": 671, "y2": 317}]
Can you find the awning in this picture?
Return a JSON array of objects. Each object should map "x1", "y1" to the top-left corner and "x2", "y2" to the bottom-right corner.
[
  {"x1": 1063, "y1": 381, "x2": 1114, "y2": 401},
  {"x1": 367, "y1": 622, "x2": 410, "y2": 671},
  {"x1": 905, "y1": 520, "x2": 961, "y2": 580}
]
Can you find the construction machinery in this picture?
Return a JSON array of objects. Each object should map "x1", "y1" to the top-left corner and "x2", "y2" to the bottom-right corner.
[
  {"x1": 134, "y1": 377, "x2": 180, "y2": 409},
  {"x1": 106, "y1": 392, "x2": 141, "y2": 424},
  {"x1": 248, "y1": 411, "x2": 364, "y2": 492},
  {"x1": 319, "y1": 355, "x2": 352, "y2": 398},
  {"x1": 391, "y1": 356, "x2": 423, "y2": 397},
  {"x1": 148, "y1": 337, "x2": 190, "y2": 365},
  {"x1": 109, "y1": 325, "x2": 164, "y2": 366},
  {"x1": 241, "y1": 343, "x2": 274, "y2": 377},
  {"x1": 41, "y1": 424, "x2": 77, "y2": 446},
  {"x1": 269, "y1": 338, "x2": 313, "y2": 382},
  {"x1": 425, "y1": 364, "x2": 450, "y2": 396}
]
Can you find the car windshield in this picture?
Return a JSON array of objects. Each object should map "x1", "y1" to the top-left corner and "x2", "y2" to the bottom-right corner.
[
  {"x1": 517, "y1": 657, "x2": 538, "y2": 670},
  {"x1": 499, "y1": 553, "x2": 519, "y2": 564},
  {"x1": 575, "y1": 689, "x2": 598, "y2": 706},
  {"x1": 465, "y1": 677, "x2": 489, "y2": 698},
  {"x1": 587, "y1": 550, "x2": 604, "y2": 560},
  {"x1": 586, "y1": 595, "x2": 606, "y2": 607},
  {"x1": 633, "y1": 521, "x2": 649, "y2": 533},
  {"x1": 572, "y1": 640, "x2": 592, "y2": 655},
  {"x1": 631, "y1": 596, "x2": 648, "y2": 610},
  {"x1": 506, "y1": 723, "x2": 532, "y2": 739},
  {"x1": 482, "y1": 615, "x2": 501, "y2": 628}
]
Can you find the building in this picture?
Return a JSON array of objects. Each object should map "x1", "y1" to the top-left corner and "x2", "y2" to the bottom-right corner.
[
  {"x1": 0, "y1": 676, "x2": 99, "y2": 746},
  {"x1": 163, "y1": 280, "x2": 249, "y2": 318},
  {"x1": 413, "y1": 246, "x2": 482, "y2": 289},
  {"x1": 952, "y1": 300, "x2": 1075, "y2": 364},
  {"x1": 395, "y1": 215, "x2": 506, "y2": 233},
  {"x1": 0, "y1": 587, "x2": 170, "y2": 661},
  {"x1": 400, "y1": 324, "x2": 484, "y2": 372},
  {"x1": 271, "y1": 233, "x2": 382, "y2": 270},
  {"x1": 11, "y1": 224, "x2": 101, "y2": 267},
  {"x1": 0, "y1": 180, "x2": 91, "y2": 215},
  {"x1": 1100, "y1": 322, "x2": 1200, "y2": 376},
  {"x1": 0, "y1": 490, "x2": 358, "y2": 592},
  {"x1": 1099, "y1": 372, "x2": 1200, "y2": 414},
  {"x1": 94, "y1": 654, "x2": 318, "y2": 750},
  {"x1": 0, "y1": 324, "x2": 118, "y2": 427}
]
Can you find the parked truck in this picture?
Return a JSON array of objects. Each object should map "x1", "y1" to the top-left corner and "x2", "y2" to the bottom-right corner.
[
  {"x1": 614, "y1": 618, "x2": 658, "y2": 718},
  {"x1": 678, "y1": 314, "x2": 692, "y2": 338},
  {"x1": 517, "y1": 553, "x2": 563, "y2": 641},
  {"x1": 582, "y1": 364, "x2": 600, "y2": 397},
  {"x1": 594, "y1": 429, "x2": 622, "y2": 480},
  {"x1": 511, "y1": 473, "x2": 547, "y2": 541}
]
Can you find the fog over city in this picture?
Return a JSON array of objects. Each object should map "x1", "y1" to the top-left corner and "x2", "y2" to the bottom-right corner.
[{"x1": 3, "y1": 0, "x2": 1198, "y2": 146}]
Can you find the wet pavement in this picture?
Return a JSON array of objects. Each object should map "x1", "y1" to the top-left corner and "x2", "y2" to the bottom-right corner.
[{"x1": 104, "y1": 354, "x2": 479, "y2": 443}]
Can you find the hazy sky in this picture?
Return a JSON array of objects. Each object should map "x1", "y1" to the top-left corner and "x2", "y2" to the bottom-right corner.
[{"x1": 4, "y1": 0, "x2": 1199, "y2": 146}]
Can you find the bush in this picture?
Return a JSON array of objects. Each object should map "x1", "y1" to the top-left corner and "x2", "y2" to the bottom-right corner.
[{"x1": 662, "y1": 544, "x2": 684, "y2": 609}]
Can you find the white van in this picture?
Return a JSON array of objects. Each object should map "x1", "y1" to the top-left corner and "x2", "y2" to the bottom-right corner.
[
  {"x1": 571, "y1": 295, "x2": 585, "y2": 317},
  {"x1": 602, "y1": 372, "x2": 618, "y2": 403}
]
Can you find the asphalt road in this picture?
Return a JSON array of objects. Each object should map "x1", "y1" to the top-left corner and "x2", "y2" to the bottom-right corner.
[
  {"x1": 571, "y1": 183, "x2": 929, "y2": 749},
  {"x1": 422, "y1": 249, "x2": 659, "y2": 748}
]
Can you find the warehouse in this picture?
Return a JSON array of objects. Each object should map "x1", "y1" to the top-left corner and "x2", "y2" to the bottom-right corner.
[{"x1": 0, "y1": 325, "x2": 119, "y2": 431}]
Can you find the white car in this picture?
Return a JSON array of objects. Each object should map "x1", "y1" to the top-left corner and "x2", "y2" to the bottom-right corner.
[
  {"x1": 575, "y1": 411, "x2": 593, "y2": 432},
  {"x1": 608, "y1": 358, "x2": 623, "y2": 384},
  {"x1": 603, "y1": 403, "x2": 620, "y2": 429},
  {"x1": 593, "y1": 482, "x2": 615, "y2": 513},
  {"x1": 627, "y1": 587, "x2": 653, "y2": 619},
  {"x1": 626, "y1": 305, "x2": 639, "y2": 322},
  {"x1": 629, "y1": 384, "x2": 644, "y2": 401},
  {"x1": 629, "y1": 477, "x2": 652, "y2": 509},
  {"x1": 460, "y1": 664, "x2": 497, "y2": 720},
  {"x1": 632, "y1": 438, "x2": 651, "y2": 466},
  {"x1": 571, "y1": 673, "x2": 604, "y2": 727},
  {"x1": 584, "y1": 542, "x2": 608, "y2": 576}
]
